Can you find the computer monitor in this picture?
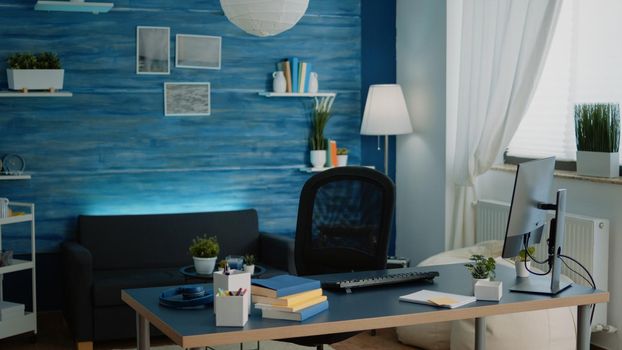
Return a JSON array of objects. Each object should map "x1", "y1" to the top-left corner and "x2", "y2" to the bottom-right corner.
[{"x1": 502, "y1": 157, "x2": 572, "y2": 295}]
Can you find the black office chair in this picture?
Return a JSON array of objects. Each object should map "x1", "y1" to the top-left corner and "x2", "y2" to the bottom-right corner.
[{"x1": 288, "y1": 166, "x2": 396, "y2": 349}]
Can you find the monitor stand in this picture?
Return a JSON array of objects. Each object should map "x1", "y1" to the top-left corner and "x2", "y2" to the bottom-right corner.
[{"x1": 510, "y1": 189, "x2": 572, "y2": 296}]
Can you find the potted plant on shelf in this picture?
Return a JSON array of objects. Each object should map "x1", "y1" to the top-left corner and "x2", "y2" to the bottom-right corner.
[
  {"x1": 464, "y1": 254, "x2": 496, "y2": 287},
  {"x1": 515, "y1": 246, "x2": 535, "y2": 278},
  {"x1": 309, "y1": 96, "x2": 335, "y2": 169},
  {"x1": 575, "y1": 103, "x2": 620, "y2": 178},
  {"x1": 243, "y1": 254, "x2": 256, "y2": 274},
  {"x1": 6, "y1": 52, "x2": 64, "y2": 93},
  {"x1": 189, "y1": 235, "x2": 220, "y2": 274},
  {"x1": 337, "y1": 148, "x2": 348, "y2": 166}
]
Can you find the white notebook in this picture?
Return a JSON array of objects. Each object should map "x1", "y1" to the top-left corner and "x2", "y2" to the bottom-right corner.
[{"x1": 399, "y1": 290, "x2": 476, "y2": 309}]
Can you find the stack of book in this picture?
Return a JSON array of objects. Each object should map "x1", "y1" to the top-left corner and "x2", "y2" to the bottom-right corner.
[
  {"x1": 276, "y1": 57, "x2": 313, "y2": 93},
  {"x1": 0, "y1": 301, "x2": 24, "y2": 321},
  {"x1": 251, "y1": 275, "x2": 328, "y2": 321}
]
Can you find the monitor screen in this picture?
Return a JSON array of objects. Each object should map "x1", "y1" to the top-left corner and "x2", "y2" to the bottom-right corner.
[{"x1": 501, "y1": 157, "x2": 555, "y2": 258}]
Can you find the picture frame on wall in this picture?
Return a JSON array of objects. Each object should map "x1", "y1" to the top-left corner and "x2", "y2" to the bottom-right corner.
[
  {"x1": 175, "y1": 34, "x2": 222, "y2": 70},
  {"x1": 164, "y1": 82, "x2": 211, "y2": 117},
  {"x1": 136, "y1": 26, "x2": 170, "y2": 75}
]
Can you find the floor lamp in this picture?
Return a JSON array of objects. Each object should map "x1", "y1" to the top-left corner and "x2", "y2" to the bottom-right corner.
[{"x1": 360, "y1": 84, "x2": 413, "y2": 174}]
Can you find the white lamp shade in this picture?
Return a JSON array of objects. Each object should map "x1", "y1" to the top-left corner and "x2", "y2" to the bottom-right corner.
[
  {"x1": 360, "y1": 84, "x2": 413, "y2": 135},
  {"x1": 220, "y1": 0, "x2": 309, "y2": 37}
]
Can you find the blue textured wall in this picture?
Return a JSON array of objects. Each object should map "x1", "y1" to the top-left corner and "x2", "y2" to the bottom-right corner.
[{"x1": 0, "y1": 0, "x2": 362, "y2": 253}]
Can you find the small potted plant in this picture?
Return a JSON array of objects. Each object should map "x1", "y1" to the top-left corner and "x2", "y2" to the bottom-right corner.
[
  {"x1": 515, "y1": 246, "x2": 535, "y2": 278},
  {"x1": 6, "y1": 52, "x2": 64, "y2": 92},
  {"x1": 575, "y1": 103, "x2": 620, "y2": 177},
  {"x1": 309, "y1": 96, "x2": 335, "y2": 169},
  {"x1": 243, "y1": 254, "x2": 256, "y2": 274},
  {"x1": 189, "y1": 235, "x2": 220, "y2": 274},
  {"x1": 464, "y1": 254, "x2": 496, "y2": 287},
  {"x1": 337, "y1": 148, "x2": 348, "y2": 166}
]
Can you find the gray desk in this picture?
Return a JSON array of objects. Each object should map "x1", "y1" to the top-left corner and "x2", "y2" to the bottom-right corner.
[{"x1": 121, "y1": 264, "x2": 608, "y2": 350}]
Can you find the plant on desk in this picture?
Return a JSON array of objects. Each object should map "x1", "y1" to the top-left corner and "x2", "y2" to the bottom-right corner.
[
  {"x1": 189, "y1": 235, "x2": 220, "y2": 274},
  {"x1": 464, "y1": 254, "x2": 496, "y2": 286},
  {"x1": 309, "y1": 96, "x2": 335, "y2": 169},
  {"x1": 337, "y1": 147, "x2": 348, "y2": 166},
  {"x1": 243, "y1": 254, "x2": 256, "y2": 274},
  {"x1": 515, "y1": 246, "x2": 536, "y2": 278}
]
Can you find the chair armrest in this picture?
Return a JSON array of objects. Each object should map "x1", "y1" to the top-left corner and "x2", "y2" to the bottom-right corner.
[
  {"x1": 258, "y1": 232, "x2": 296, "y2": 274},
  {"x1": 61, "y1": 241, "x2": 94, "y2": 341}
]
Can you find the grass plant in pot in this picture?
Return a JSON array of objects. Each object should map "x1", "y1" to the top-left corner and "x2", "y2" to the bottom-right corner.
[
  {"x1": 243, "y1": 254, "x2": 256, "y2": 274},
  {"x1": 309, "y1": 96, "x2": 334, "y2": 169},
  {"x1": 575, "y1": 103, "x2": 620, "y2": 178},
  {"x1": 464, "y1": 254, "x2": 496, "y2": 289},
  {"x1": 189, "y1": 235, "x2": 220, "y2": 274},
  {"x1": 337, "y1": 147, "x2": 348, "y2": 166},
  {"x1": 7, "y1": 52, "x2": 64, "y2": 92},
  {"x1": 515, "y1": 246, "x2": 535, "y2": 278}
]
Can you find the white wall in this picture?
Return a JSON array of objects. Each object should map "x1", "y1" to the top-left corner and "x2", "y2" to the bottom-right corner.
[
  {"x1": 396, "y1": 0, "x2": 447, "y2": 264},
  {"x1": 479, "y1": 170, "x2": 622, "y2": 349}
]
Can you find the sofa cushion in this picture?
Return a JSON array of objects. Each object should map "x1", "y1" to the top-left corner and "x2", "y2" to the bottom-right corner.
[
  {"x1": 93, "y1": 268, "x2": 186, "y2": 307},
  {"x1": 79, "y1": 209, "x2": 259, "y2": 270}
]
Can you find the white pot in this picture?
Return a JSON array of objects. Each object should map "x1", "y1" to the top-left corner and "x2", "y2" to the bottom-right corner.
[
  {"x1": 310, "y1": 150, "x2": 326, "y2": 169},
  {"x1": 576, "y1": 151, "x2": 619, "y2": 178},
  {"x1": 515, "y1": 260, "x2": 530, "y2": 278},
  {"x1": 337, "y1": 155, "x2": 348, "y2": 167},
  {"x1": 7, "y1": 69, "x2": 64, "y2": 91},
  {"x1": 243, "y1": 264, "x2": 255, "y2": 274},
  {"x1": 472, "y1": 277, "x2": 490, "y2": 288},
  {"x1": 193, "y1": 256, "x2": 217, "y2": 274}
]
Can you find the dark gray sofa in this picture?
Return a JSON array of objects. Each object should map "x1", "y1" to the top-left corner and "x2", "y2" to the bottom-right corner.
[{"x1": 61, "y1": 209, "x2": 293, "y2": 347}]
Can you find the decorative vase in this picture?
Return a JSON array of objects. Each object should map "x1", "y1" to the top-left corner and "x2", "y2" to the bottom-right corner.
[
  {"x1": 337, "y1": 155, "x2": 348, "y2": 167},
  {"x1": 308, "y1": 72, "x2": 318, "y2": 93},
  {"x1": 7, "y1": 69, "x2": 64, "y2": 92},
  {"x1": 310, "y1": 150, "x2": 326, "y2": 169},
  {"x1": 193, "y1": 256, "x2": 217, "y2": 274},
  {"x1": 272, "y1": 71, "x2": 286, "y2": 93},
  {"x1": 244, "y1": 264, "x2": 255, "y2": 274},
  {"x1": 576, "y1": 151, "x2": 619, "y2": 178},
  {"x1": 515, "y1": 260, "x2": 530, "y2": 278}
]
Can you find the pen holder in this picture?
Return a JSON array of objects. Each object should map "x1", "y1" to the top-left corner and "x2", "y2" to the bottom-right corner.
[
  {"x1": 474, "y1": 280, "x2": 503, "y2": 301},
  {"x1": 215, "y1": 294, "x2": 249, "y2": 327},
  {"x1": 213, "y1": 270, "x2": 251, "y2": 314}
]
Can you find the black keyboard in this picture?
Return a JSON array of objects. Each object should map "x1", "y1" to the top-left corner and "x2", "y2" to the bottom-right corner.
[{"x1": 321, "y1": 270, "x2": 440, "y2": 291}]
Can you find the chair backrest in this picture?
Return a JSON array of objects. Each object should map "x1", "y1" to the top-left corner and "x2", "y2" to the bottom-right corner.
[{"x1": 294, "y1": 166, "x2": 395, "y2": 276}]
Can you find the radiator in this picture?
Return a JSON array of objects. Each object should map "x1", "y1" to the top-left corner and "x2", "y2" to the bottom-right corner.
[{"x1": 476, "y1": 199, "x2": 610, "y2": 329}]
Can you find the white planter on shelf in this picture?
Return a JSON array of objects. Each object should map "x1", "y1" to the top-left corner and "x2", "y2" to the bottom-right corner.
[
  {"x1": 310, "y1": 150, "x2": 327, "y2": 169},
  {"x1": 7, "y1": 69, "x2": 64, "y2": 92},
  {"x1": 243, "y1": 264, "x2": 255, "y2": 274},
  {"x1": 193, "y1": 256, "x2": 217, "y2": 274},
  {"x1": 337, "y1": 155, "x2": 348, "y2": 167},
  {"x1": 576, "y1": 151, "x2": 619, "y2": 178},
  {"x1": 515, "y1": 260, "x2": 530, "y2": 278}
]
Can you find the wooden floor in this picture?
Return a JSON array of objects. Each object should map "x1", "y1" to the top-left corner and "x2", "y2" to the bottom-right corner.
[{"x1": 1, "y1": 312, "x2": 415, "y2": 350}]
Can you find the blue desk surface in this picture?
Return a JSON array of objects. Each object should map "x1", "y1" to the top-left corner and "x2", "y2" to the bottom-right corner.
[{"x1": 122, "y1": 263, "x2": 608, "y2": 348}]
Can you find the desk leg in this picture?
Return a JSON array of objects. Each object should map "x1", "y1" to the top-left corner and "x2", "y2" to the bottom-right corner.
[
  {"x1": 577, "y1": 304, "x2": 592, "y2": 350},
  {"x1": 475, "y1": 317, "x2": 486, "y2": 350},
  {"x1": 137, "y1": 313, "x2": 150, "y2": 350}
]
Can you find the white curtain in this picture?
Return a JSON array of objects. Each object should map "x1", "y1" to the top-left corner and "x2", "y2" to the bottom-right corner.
[{"x1": 450, "y1": 0, "x2": 562, "y2": 249}]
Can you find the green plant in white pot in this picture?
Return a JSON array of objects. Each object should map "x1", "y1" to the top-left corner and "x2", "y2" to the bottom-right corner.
[
  {"x1": 243, "y1": 254, "x2": 256, "y2": 274},
  {"x1": 309, "y1": 96, "x2": 334, "y2": 169},
  {"x1": 464, "y1": 254, "x2": 496, "y2": 288},
  {"x1": 575, "y1": 103, "x2": 620, "y2": 178},
  {"x1": 337, "y1": 147, "x2": 348, "y2": 166},
  {"x1": 6, "y1": 52, "x2": 64, "y2": 92},
  {"x1": 189, "y1": 235, "x2": 220, "y2": 274}
]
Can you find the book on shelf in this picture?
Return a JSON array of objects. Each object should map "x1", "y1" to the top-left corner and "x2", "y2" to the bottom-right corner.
[
  {"x1": 304, "y1": 63, "x2": 312, "y2": 93},
  {"x1": 261, "y1": 300, "x2": 329, "y2": 321},
  {"x1": 251, "y1": 288, "x2": 323, "y2": 307},
  {"x1": 399, "y1": 290, "x2": 476, "y2": 309},
  {"x1": 330, "y1": 140, "x2": 337, "y2": 166},
  {"x1": 290, "y1": 57, "x2": 299, "y2": 93},
  {"x1": 251, "y1": 274, "x2": 321, "y2": 298},
  {"x1": 282, "y1": 60, "x2": 292, "y2": 93},
  {"x1": 298, "y1": 61, "x2": 307, "y2": 93},
  {"x1": 255, "y1": 295, "x2": 327, "y2": 312}
]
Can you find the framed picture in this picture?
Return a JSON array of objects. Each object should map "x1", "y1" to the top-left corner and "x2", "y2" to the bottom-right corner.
[
  {"x1": 136, "y1": 26, "x2": 170, "y2": 75},
  {"x1": 175, "y1": 34, "x2": 222, "y2": 70},
  {"x1": 164, "y1": 82, "x2": 211, "y2": 117}
]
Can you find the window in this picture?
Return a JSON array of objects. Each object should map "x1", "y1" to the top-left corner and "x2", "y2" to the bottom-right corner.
[{"x1": 507, "y1": 0, "x2": 622, "y2": 161}]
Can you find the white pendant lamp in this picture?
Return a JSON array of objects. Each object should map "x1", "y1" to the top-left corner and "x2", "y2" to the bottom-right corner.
[{"x1": 220, "y1": 0, "x2": 309, "y2": 37}]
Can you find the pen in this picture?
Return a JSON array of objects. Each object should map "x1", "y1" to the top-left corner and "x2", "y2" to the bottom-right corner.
[{"x1": 235, "y1": 288, "x2": 243, "y2": 296}]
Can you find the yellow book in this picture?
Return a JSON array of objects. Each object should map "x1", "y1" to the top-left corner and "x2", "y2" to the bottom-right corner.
[
  {"x1": 255, "y1": 295, "x2": 327, "y2": 312},
  {"x1": 251, "y1": 288, "x2": 322, "y2": 306}
]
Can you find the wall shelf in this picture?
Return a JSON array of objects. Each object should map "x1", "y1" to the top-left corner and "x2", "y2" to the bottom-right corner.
[
  {"x1": 0, "y1": 91, "x2": 72, "y2": 97},
  {"x1": 299, "y1": 165, "x2": 374, "y2": 173},
  {"x1": 0, "y1": 175, "x2": 31, "y2": 180},
  {"x1": 258, "y1": 92, "x2": 336, "y2": 98}
]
